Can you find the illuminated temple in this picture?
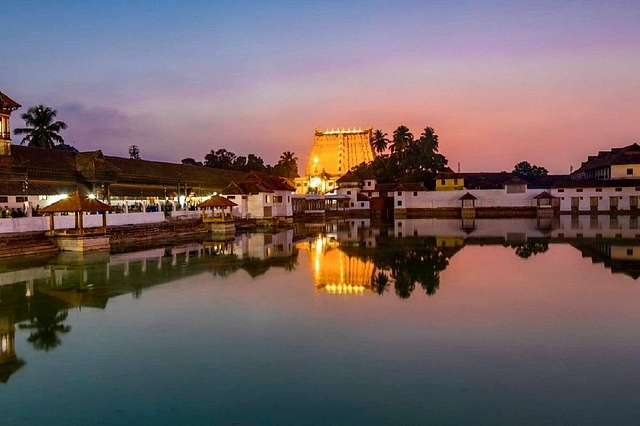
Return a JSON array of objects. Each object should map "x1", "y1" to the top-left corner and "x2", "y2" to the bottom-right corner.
[{"x1": 295, "y1": 127, "x2": 375, "y2": 194}]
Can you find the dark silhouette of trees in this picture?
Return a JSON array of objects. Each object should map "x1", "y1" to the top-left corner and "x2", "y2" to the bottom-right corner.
[
  {"x1": 129, "y1": 145, "x2": 141, "y2": 159},
  {"x1": 181, "y1": 157, "x2": 203, "y2": 166},
  {"x1": 18, "y1": 297, "x2": 71, "y2": 351},
  {"x1": 274, "y1": 151, "x2": 299, "y2": 178},
  {"x1": 513, "y1": 161, "x2": 548, "y2": 178},
  {"x1": 371, "y1": 129, "x2": 389, "y2": 154},
  {"x1": 14, "y1": 105, "x2": 68, "y2": 148},
  {"x1": 352, "y1": 125, "x2": 449, "y2": 189}
]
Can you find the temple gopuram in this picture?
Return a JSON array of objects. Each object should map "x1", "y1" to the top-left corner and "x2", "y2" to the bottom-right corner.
[{"x1": 295, "y1": 127, "x2": 375, "y2": 194}]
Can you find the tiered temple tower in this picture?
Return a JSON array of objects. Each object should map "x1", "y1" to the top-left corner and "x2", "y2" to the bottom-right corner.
[
  {"x1": 0, "y1": 91, "x2": 21, "y2": 156},
  {"x1": 297, "y1": 127, "x2": 375, "y2": 194}
]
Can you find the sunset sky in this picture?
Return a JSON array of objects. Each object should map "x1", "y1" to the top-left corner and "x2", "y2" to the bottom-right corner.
[{"x1": 4, "y1": 0, "x2": 640, "y2": 173}]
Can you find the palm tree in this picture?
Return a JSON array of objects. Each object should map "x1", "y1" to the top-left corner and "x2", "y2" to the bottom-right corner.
[
  {"x1": 278, "y1": 151, "x2": 299, "y2": 178},
  {"x1": 390, "y1": 125, "x2": 413, "y2": 156},
  {"x1": 371, "y1": 129, "x2": 389, "y2": 154},
  {"x1": 14, "y1": 105, "x2": 68, "y2": 148}
]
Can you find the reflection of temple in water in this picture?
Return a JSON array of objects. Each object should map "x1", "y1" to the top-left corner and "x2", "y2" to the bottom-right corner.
[{"x1": 298, "y1": 235, "x2": 375, "y2": 294}]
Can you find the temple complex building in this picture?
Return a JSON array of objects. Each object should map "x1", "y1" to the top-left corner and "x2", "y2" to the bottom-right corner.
[
  {"x1": 295, "y1": 127, "x2": 375, "y2": 194},
  {"x1": 0, "y1": 91, "x2": 21, "y2": 156}
]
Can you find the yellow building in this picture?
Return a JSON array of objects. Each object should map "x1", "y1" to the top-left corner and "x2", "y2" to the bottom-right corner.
[
  {"x1": 435, "y1": 170, "x2": 464, "y2": 191},
  {"x1": 296, "y1": 127, "x2": 375, "y2": 194}
]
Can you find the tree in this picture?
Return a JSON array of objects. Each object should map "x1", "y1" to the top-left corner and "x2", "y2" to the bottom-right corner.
[
  {"x1": 390, "y1": 125, "x2": 413, "y2": 156},
  {"x1": 181, "y1": 157, "x2": 202, "y2": 166},
  {"x1": 513, "y1": 161, "x2": 548, "y2": 178},
  {"x1": 351, "y1": 125, "x2": 448, "y2": 189},
  {"x1": 204, "y1": 149, "x2": 236, "y2": 169},
  {"x1": 129, "y1": 145, "x2": 141, "y2": 160},
  {"x1": 56, "y1": 143, "x2": 79, "y2": 153},
  {"x1": 14, "y1": 105, "x2": 68, "y2": 148},
  {"x1": 371, "y1": 129, "x2": 389, "y2": 154},
  {"x1": 274, "y1": 151, "x2": 299, "y2": 178}
]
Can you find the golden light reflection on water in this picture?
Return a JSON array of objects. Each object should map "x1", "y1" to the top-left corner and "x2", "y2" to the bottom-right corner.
[{"x1": 298, "y1": 235, "x2": 375, "y2": 294}]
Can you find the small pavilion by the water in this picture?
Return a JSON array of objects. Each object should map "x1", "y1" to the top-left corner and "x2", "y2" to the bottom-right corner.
[
  {"x1": 40, "y1": 191, "x2": 112, "y2": 251},
  {"x1": 198, "y1": 195, "x2": 237, "y2": 233}
]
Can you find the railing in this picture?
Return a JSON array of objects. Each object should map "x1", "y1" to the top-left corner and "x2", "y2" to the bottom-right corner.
[{"x1": 1, "y1": 131, "x2": 10, "y2": 140}]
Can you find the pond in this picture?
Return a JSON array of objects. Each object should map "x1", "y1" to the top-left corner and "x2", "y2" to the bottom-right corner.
[{"x1": 1, "y1": 217, "x2": 640, "y2": 425}]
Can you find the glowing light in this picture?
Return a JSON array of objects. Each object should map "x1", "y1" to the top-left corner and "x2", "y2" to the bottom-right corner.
[
  {"x1": 313, "y1": 157, "x2": 318, "y2": 163},
  {"x1": 88, "y1": 194, "x2": 96, "y2": 199}
]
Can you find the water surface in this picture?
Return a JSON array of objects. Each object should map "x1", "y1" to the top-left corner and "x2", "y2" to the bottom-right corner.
[{"x1": 1, "y1": 218, "x2": 640, "y2": 425}]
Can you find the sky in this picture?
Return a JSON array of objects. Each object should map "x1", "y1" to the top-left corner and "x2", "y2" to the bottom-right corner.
[{"x1": 4, "y1": 0, "x2": 640, "y2": 173}]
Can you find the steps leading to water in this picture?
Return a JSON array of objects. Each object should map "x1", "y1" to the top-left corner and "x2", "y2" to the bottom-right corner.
[{"x1": 0, "y1": 232, "x2": 59, "y2": 258}]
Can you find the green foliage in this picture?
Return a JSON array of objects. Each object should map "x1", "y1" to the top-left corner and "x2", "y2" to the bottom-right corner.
[
  {"x1": 56, "y1": 143, "x2": 79, "y2": 153},
  {"x1": 513, "y1": 161, "x2": 548, "y2": 178},
  {"x1": 202, "y1": 148, "x2": 296, "y2": 177},
  {"x1": 129, "y1": 144, "x2": 141, "y2": 159},
  {"x1": 181, "y1": 157, "x2": 203, "y2": 166},
  {"x1": 371, "y1": 129, "x2": 389, "y2": 154},
  {"x1": 352, "y1": 125, "x2": 448, "y2": 189},
  {"x1": 14, "y1": 105, "x2": 68, "y2": 148}
]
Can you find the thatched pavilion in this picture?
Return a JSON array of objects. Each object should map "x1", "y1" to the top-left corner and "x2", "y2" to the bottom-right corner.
[{"x1": 40, "y1": 191, "x2": 112, "y2": 251}]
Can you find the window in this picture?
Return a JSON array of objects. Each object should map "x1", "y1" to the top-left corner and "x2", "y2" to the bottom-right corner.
[
  {"x1": 360, "y1": 202, "x2": 364, "y2": 207},
  {"x1": 413, "y1": 192, "x2": 418, "y2": 196},
  {"x1": 265, "y1": 195, "x2": 271, "y2": 203},
  {"x1": 227, "y1": 195, "x2": 236, "y2": 199},
  {"x1": 338, "y1": 167, "x2": 341, "y2": 171},
  {"x1": 595, "y1": 188, "x2": 602, "y2": 192},
  {"x1": 628, "y1": 168, "x2": 633, "y2": 175},
  {"x1": 15, "y1": 196, "x2": 27, "y2": 203},
  {"x1": 558, "y1": 189, "x2": 564, "y2": 193},
  {"x1": 441, "y1": 179, "x2": 445, "y2": 185},
  {"x1": 576, "y1": 188, "x2": 583, "y2": 193},
  {"x1": 454, "y1": 179, "x2": 458, "y2": 185},
  {"x1": 346, "y1": 190, "x2": 351, "y2": 195},
  {"x1": 397, "y1": 191, "x2": 402, "y2": 196},
  {"x1": 397, "y1": 200, "x2": 402, "y2": 207},
  {"x1": 350, "y1": 202, "x2": 354, "y2": 207},
  {"x1": 0, "y1": 196, "x2": 7, "y2": 203},
  {"x1": 615, "y1": 188, "x2": 622, "y2": 192},
  {"x1": 367, "y1": 181, "x2": 371, "y2": 187},
  {"x1": 397, "y1": 222, "x2": 402, "y2": 227},
  {"x1": 627, "y1": 248, "x2": 634, "y2": 256}
]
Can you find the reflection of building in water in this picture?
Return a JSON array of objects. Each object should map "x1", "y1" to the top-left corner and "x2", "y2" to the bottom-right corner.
[
  {"x1": 573, "y1": 242, "x2": 640, "y2": 279},
  {"x1": 325, "y1": 219, "x2": 379, "y2": 248},
  {"x1": 234, "y1": 230, "x2": 293, "y2": 260},
  {"x1": 298, "y1": 235, "x2": 375, "y2": 294},
  {"x1": 0, "y1": 314, "x2": 24, "y2": 384}
]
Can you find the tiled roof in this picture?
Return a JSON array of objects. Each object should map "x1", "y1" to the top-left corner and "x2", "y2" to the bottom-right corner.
[
  {"x1": 552, "y1": 178, "x2": 640, "y2": 188},
  {"x1": 374, "y1": 182, "x2": 427, "y2": 193},
  {"x1": 573, "y1": 143, "x2": 640, "y2": 174},
  {"x1": 221, "y1": 172, "x2": 295, "y2": 195},
  {"x1": 0, "y1": 91, "x2": 21, "y2": 109},
  {"x1": 40, "y1": 191, "x2": 112, "y2": 213}
]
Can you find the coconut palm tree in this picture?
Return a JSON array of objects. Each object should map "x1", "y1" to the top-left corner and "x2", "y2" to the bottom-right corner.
[
  {"x1": 14, "y1": 105, "x2": 68, "y2": 148},
  {"x1": 371, "y1": 129, "x2": 389, "y2": 154},
  {"x1": 390, "y1": 125, "x2": 413, "y2": 156},
  {"x1": 277, "y1": 151, "x2": 299, "y2": 178}
]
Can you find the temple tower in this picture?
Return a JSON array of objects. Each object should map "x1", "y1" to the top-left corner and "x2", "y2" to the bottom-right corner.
[
  {"x1": 0, "y1": 91, "x2": 21, "y2": 156},
  {"x1": 296, "y1": 127, "x2": 375, "y2": 194}
]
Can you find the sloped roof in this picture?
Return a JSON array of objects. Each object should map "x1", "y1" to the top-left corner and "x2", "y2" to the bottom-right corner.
[
  {"x1": 221, "y1": 171, "x2": 295, "y2": 195},
  {"x1": 4, "y1": 145, "x2": 78, "y2": 171},
  {"x1": 552, "y1": 178, "x2": 640, "y2": 188},
  {"x1": 75, "y1": 151, "x2": 121, "y2": 174},
  {"x1": 40, "y1": 191, "x2": 112, "y2": 213},
  {"x1": 534, "y1": 191, "x2": 556, "y2": 199},
  {"x1": 375, "y1": 182, "x2": 428, "y2": 192},
  {"x1": 460, "y1": 192, "x2": 477, "y2": 200},
  {"x1": 356, "y1": 193, "x2": 371, "y2": 202},
  {"x1": 198, "y1": 195, "x2": 237, "y2": 208},
  {"x1": 461, "y1": 172, "x2": 517, "y2": 190},
  {"x1": 105, "y1": 156, "x2": 246, "y2": 189},
  {"x1": 0, "y1": 91, "x2": 21, "y2": 110},
  {"x1": 574, "y1": 143, "x2": 640, "y2": 174}
]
